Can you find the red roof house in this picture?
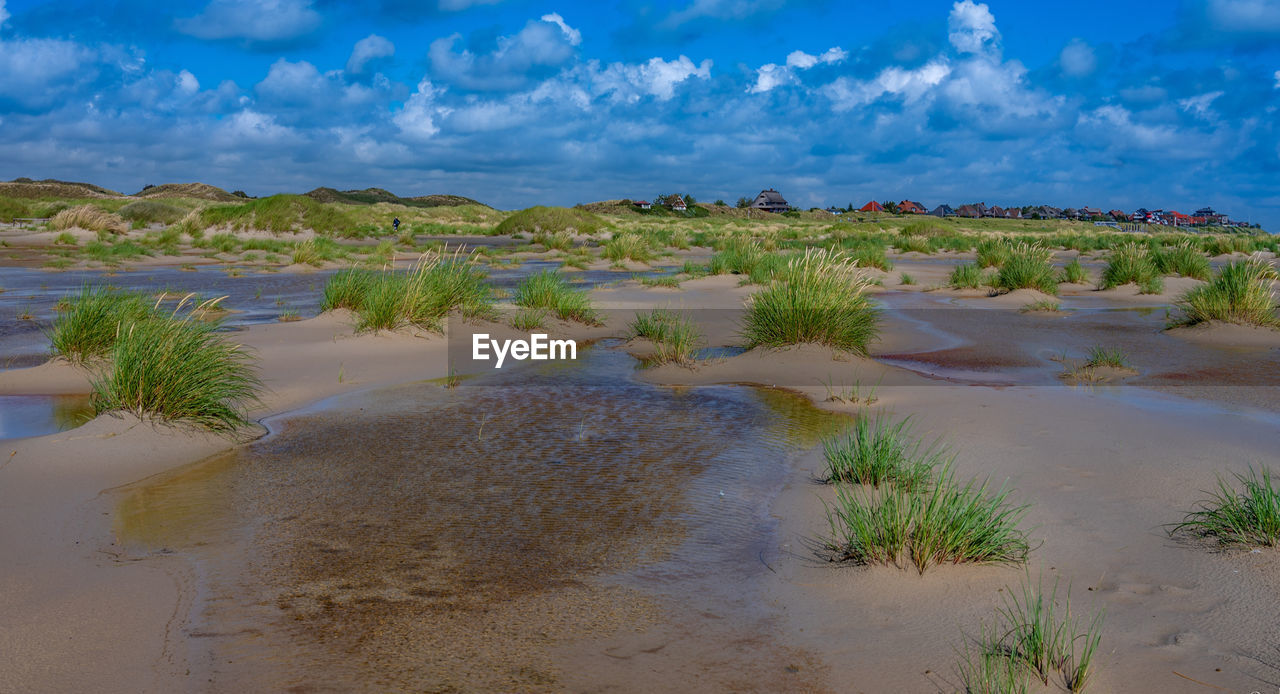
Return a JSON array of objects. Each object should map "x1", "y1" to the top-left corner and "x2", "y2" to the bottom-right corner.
[
  {"x1": 898, "y1": 200, "x2": 926, "y2": 214},
  {"x1": 859, "y1": 200, "x2": 885, "y2": 213}
]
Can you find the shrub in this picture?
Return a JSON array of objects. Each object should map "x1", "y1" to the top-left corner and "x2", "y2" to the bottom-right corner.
[
  {"x1": 1058, "y1": 258, "x2": 1088, "y2": 284},
  {"x1": 740, "y1": 248, "x2": 880, "y2": 354},
  {"x1": 513, "y1": 269, "x2": 598, "y2": 324},
  {"x1": 495, "y1": 206, "x2": 606, "y2": 236},
  {"x1": 1171, "y1": 257, "x2": 1278, "y2": 327},
  {"x1": 1171, "y1": 465, "x2": 1280, "y2": 546},
  {"x1": 48, "y1": 286, "x2": 156, "y2": 364},
  {"x1": 1099, "y1": 243, "x2": 1159, "y2": 290},
  {"x1": 50, "y1": 205, "x2": 128, "y2": 235},
  {"x1": 821, "y1": 416, "x2": 945, "y2": 490},
  {"x1": 949, "y1": 263, "x2": 987, "y2": 289},
  {"x1": 1152, "y1": 241, "x2": 1211, "y2": 281},
  {"x1": 90, "y1": 305, "x2": 262, "y2": 433},
  {"x1": 995, "y1": 244, "x2": 1058, "y2": 295},
  {"x1": 824, "y1": 463, "x2": 1031, "y2": 573}
]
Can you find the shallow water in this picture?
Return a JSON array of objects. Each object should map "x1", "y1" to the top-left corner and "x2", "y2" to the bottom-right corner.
[
  {"x1": 0, "y1": 394, "x2": 94, "y2": 440},
  {"x1": 113, "y1": 342, "x2": 843, "y2": 691}
]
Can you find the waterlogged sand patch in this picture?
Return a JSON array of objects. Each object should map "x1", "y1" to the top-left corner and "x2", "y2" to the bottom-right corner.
[{"x1": 1165, "y1": 320, "x2": 1280, "y2": 349}]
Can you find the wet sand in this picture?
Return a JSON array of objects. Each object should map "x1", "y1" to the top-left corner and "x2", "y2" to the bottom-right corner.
[{"x1": 1, "y1": 268, "x2": 1279, "y2": 692}]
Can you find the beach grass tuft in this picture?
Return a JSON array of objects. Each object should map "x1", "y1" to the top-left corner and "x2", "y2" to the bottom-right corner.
[
  {"x1": 1058, "y1": 258, "x2": 1089, "y2": 285},
  {"x1": 1152, "y1": 241, "x2": 1211, "y2": 281},
  {"x1": 1084, "y1": 345, "x2": 1129, "y2": 369},
  {"x1": 50, "y1": 205, "x2": 128, "y2": 235},
  {"x1": 821, "y1": 416, "x2": 946, "y2": 490},
  {"x1": 824, "y1": 463, "x2": 1031, "y2": 573},
  {"x1": 627, "y1": 308, "x2": 702, "y2": 366},
  {"x1": 321, "y1": 249, "x2": 494, "y2": 331},
  {"x1": 1170, "y1": 256, "x2": 1278, "y2": 327},
  {"x1": 949, "y1": 263, "x2": 987, "y2": 289},
  {"x1": 513, "y1": 269, "x2": 598, "y2": 324},
  {"x1": 995, "y1": 243, "x2": 1058, "y2": 295},
  {"x1": 740, "y1": 248, "x2": 879, "y2": 354},
  {"x1": 48, "y1": 286, "x2": 157, "y2": 364},
  {"x1": 1099, "y1": 242, "x2": 1160, "y2": 290},
  {"x1": 90, "y1": 299, "x2": 263, "y2": 433},
  {"x1": 1171, "y1": 465, "x2": 1280, "y2": 546}
]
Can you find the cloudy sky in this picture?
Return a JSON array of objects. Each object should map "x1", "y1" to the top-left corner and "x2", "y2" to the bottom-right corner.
[{"x1": 1, "y1": 0, "x2": 1278, "y2": 226}]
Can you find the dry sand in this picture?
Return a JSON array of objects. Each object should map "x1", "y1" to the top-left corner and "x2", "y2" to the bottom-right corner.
[{"x1": 2, "y1": 272, "x2": 1279, "y2": 692}]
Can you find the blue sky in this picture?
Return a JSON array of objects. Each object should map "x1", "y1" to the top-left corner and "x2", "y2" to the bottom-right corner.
[{"x1": 1, "y1": 0, "x2": 1278, "y2": 227}]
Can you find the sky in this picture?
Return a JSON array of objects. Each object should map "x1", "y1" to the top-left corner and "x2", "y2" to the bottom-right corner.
[{"x1": 1, "y1": 0, "x2": 1278, "y2": 227}]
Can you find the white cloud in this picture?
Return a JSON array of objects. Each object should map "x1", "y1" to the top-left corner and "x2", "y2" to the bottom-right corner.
[
  {"x1": 661, "y1": 0, "x2": 785, "y2": 28},
  {"x1": 785, "y1": 47, "x2": 846, "y2": 69},
  {"x1": 1058, "y1": 39, "x2": 1096, "y2": 78},
  {"x1": 748, "y1": 63, "x2": 791, "y2": 93},
  {"x1": 0, "y1": 0, "x2": 10, "y2": 29},
  {"x1": 395, "y1": 79, "x2": 446, "y2": 140},
  {"x1": 177, "y1": 70, "x2": 200, "y2": 94},
  {"x1": 824, "y1": 59, "x2": 952, "y2": 111},
  {"x1": 1179, "y1": 90, "x2": 1224, "y2": 119},
  {"x1": 347, "y1": 34, "x2": 394, "y2": 75},
  {"x1": 221, "y1": 109, "x2": 292, "y2": 144},
  {"x1": 429, "y1": 16, "x2": 579, "y2": 90},
  {"x1": 1205, "y1": 0, "x2": 1280, "y2": 32},
  {"x1": 948, "y1": 0, "x2": 999, "y2": 54},
  {"x1": 1076, "y1": 105, "x2": 1178, "y2": 150},
  {"x1": 1275, "y1": 69, "x2": 1280, "y2": 88},
  {"x1": 593, "y1": 55, "x2": 712, "y2": 102},
  {"x1": 540, "y1": 13, "x2": 581, "y2": 46},
  {"x1": 0, "y1": 37, "x2": 96, "y2": 108},
  {"x1": 750, "y1": 47, "x2": 845, "y2": 94},
  {"x1": 177, "y1": 0, "x2": 321, "y2": 42}
]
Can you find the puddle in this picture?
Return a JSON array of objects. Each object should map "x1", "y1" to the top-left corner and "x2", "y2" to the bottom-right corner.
[
  {"x1": 112, "y1": 343, "x2": 846, "y2": 691},
  {"x1": 0, "y1": 394, "x2": 94, "y2": 439}
]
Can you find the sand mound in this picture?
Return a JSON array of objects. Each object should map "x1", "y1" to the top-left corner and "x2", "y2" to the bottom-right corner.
[
  {"x1": 1165, "y1": 320, "x2": 1280, "y2": 349},
  {"x1": 306, "y1": 187, "x2": 489, "y2": 208},
  {"x1": 0, "y1": 179, "x2": 121, "y2": 199},
  {"x1": 135, "y1": 183, "x2": 240, "y2": 201}
]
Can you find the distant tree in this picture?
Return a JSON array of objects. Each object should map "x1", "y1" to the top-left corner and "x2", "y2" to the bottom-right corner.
[
  {"x1": 683, "y1": 194, "x2": 696, "y2": 206},
  {"x1": 846, "y1": 203, "x2": 854, "y2": 212},
  {"x1": 714, "y1": 199, "x2": 726, "y2": 206},
  {"x1": 232, "y1": 190, "x2": 249, "y2": 198},
  {"x1": 882, "y1": 201, "x2": 900, "y2": 214},
  {"x1": 142, "y1": 184, "x2": 155, "y2": 190},
  {"x1": 736, "y1": 197, "x2": 750, "y2": 209}
]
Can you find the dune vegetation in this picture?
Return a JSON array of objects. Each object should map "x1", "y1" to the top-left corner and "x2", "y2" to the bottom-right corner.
[
  {"x1": 48, "y1": 286, "x2": 157, "y2": 364},
  {"x1": 321, "y1": 250, "x2": 493, "y2": 331},
  {"x1": 740, "y1": 248, "x2": 880, "y2": 353},
  {"x1": 513, "y1": 269, "x2": 598, "y2": 324},
  {"x1": 1170, "y1": 257, "x2": 1279, "y2": 327},
  {"x1": 50, "y1": 205, "x2": 129, "y2": 235},
  {"x1": 627, "y1": 308, "x2": 703, "y2": 366},
  {"x1": 1172, "y1": 465, "x2": 1280, "y2": 547}
]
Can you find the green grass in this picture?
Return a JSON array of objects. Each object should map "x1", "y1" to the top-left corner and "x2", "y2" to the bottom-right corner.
[
  {"x1": 1152, "y1": 241, "x2": 1211, "y2": 281},
  {"x1": 509, "y1": 308, "x2": 548, "y2": 331},
  {"x1": 709, "y1": 238, "x2": 767, "y2": 276},
  {"x1": 1099, "y1": 242, "x2": 1160, "y2": 290},
  {"x1": 821, "y1": 416, "x2": 945, "y2": 490},
  {"x1": 976, "y1": 239, "x2": 1012, "y2": 268},
  {"x1": 1171, "y1": 466, "x2": 1280, "y2": 546},
  {"x1": 199, "y1": 194, "x2": 356, "y2": 235},
  {"x1": 901, "y1": 219, "x2": 948, "y2": 236},
  {"x1": 627, "y1": 308, "x2": 702, "y2": 366},
  {"x1": 898, "y1": 272, "x2": 916, "y2": 286},
  {"x1": 495, "y1": 206, "x2": 606, "y2": 236},
  {"x1": 740, "y1": 248, "x2": 880, "y2": 354},
  {"x1": 1170, "y1": 257, "x2": 1278, "y2": 327},
  {"x1": 48, "y1": 286, "x2": 157, "y2": 364},
  {"x1": 959, "y1": 576, "x2": 1104, "y2": 692},
  {"x1": 1084, "y1": 345, "x2": 1129, "y2": 369},
  {"x1": 1058, "y1": 258, "x2": 1088, "y2": 284},
  {"x1": 1020, "y1": 299, "x2": 1061, "y2": 313},
  {"x1": 995, "y1": 243, "x2": 1057, "y2": 295},
  {"x1": 637, "y1": 274, "x2": 681, "y2": 288},
  {"x1": 824, "y1": 463, "x2": 1031, "y2": 574},
  {"x1": 949, "y1": 263, "x2": 987, "y2": 289},
  {"x1": 602, "y1": 233, "x2": 655, "y2": 263},
  {"x1": 321, "y1": 251, "x2": 494, "y2": 331},
  {"x1": 50, "y1": 205, "x2": 128, "y2": 235},
  {"x1": 117, "y1": 199, "x2": 186, "y2": 225},
  {"x1": 90, "y1": 305, "x2": 263, "y2": 433},
  {"x1": 513, "y1": 269, "x2": 598, "y2": 324},
  {"x1": 895, "y1": 235, "x2": 935, "y2": 254},
  {"x1": 532, "y1": 230, "x2": 573, "y2": 251},
  {"x1": 846, "y1": 244, "x2": 893, "y2": 271}
]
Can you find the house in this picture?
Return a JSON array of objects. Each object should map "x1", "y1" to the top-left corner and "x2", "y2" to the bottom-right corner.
[
  {"x1": 825, "y1": 206, "x2": 844, "y2": 215},
  {"x1": 670, "y1": 196, "x2": 687, "y2": 212},
  {"x1": 859, "y1": 200, "x2": 885, "y2": 213},
  {"x1": 898, "y1": 200, "x2": 926, "y2": 214},
  {"x1": 987, "y1": 205, "x2": 1005, "y2": 218},
  {"x1": 955, "y1": 203, "x2": 986, "y2": 218},
  {"x1": 1108, "y1": 209, "x2": 1128, "y2": 221},
  {"x1": 929, "y1": 204, "x2": 956, "y2": 217},
  {"x1": 1080, "y1": 207, "x2": 1103, "y2": 218},
  {"x1": 634, "y1": 200, "x2": 651, "y2": 210},
  {"x1": 1033, "y1": 205, "x2": 1061, "y2": 219},
  {"x1": 1006, "y1": 208, "x2": 1022, "y2": 219},
  {"x1": 750, "y1": 189, "x2": 789, "y2": 213}
]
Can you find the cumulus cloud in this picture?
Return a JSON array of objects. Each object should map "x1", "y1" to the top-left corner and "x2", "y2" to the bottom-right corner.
[
  {"x1": 749, "y1": 46, "x2": 845, "y2": 93},
  {"x1": 0, "y1": 37, "x2": 97, "y2": 109},
  {"x1": 1204, "y1": 0, "x2": 1280, "y2": 32},
  {"x1": 948, "y1": 0, "x2": 999, "y2": 54},
  {"x1": 1058, "y1": 39, "x2": 1096, "y2": 77},
  {"x1": 824, "y1": 60, "x2": 951, "y2": 110},
  {"x1": 347, "y1": 34, "x2": 394, "y2": 75},
  {"x1": 429, "y1": 15, "x2": 581, "y2": 90},
  {"x1": 394, "y1": 79, "x2": 446, "y2": 140},
  {"x1": 591, "y1": 55, "x2": 712, "y2": 102},
  {"x1": 177, "y1": 0, "x2": 322, "y2": 43}
]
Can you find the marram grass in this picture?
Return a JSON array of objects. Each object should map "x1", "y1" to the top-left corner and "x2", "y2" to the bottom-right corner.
[
  {"x1": 821, "y1": 416, "x2": 947, "y2": 490},
  {"x1": 91, "y1": 301, "x2": 263, "y2": 433},
  {"x1": 321, "y1": 249, "x2": 494, "y2": 332},
  {"x1": 513, "y1": 269, "x2": 598, "y2": 324},
  {"x1": 1171, "y1": 465, "x2": 1280, "y2": 546},
  {"x1": 995, "y1": 243, "x2": 1058, "y2": 295},
  {"x1": 48, "y1": 286, "x2": 157, "y2": 364},
  {"x1": 628, "y1": 308, "x2": 702, "y2": 366},
  {"x1": 949, "y1": 263, "x2": 987, "y2": 289},
  {"x1": 1171, "y1": 256, "x2": 1278, "y2": 327},
  {"x1": 740, "y1": 248, "x2": 879, "y2": 354},
  {"x1": 1099, "y1": 242, "x2": 1159, "y2": 290},
  {"x1": 824, "y1": 463, "x2": 1031, "y2": 574}
]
